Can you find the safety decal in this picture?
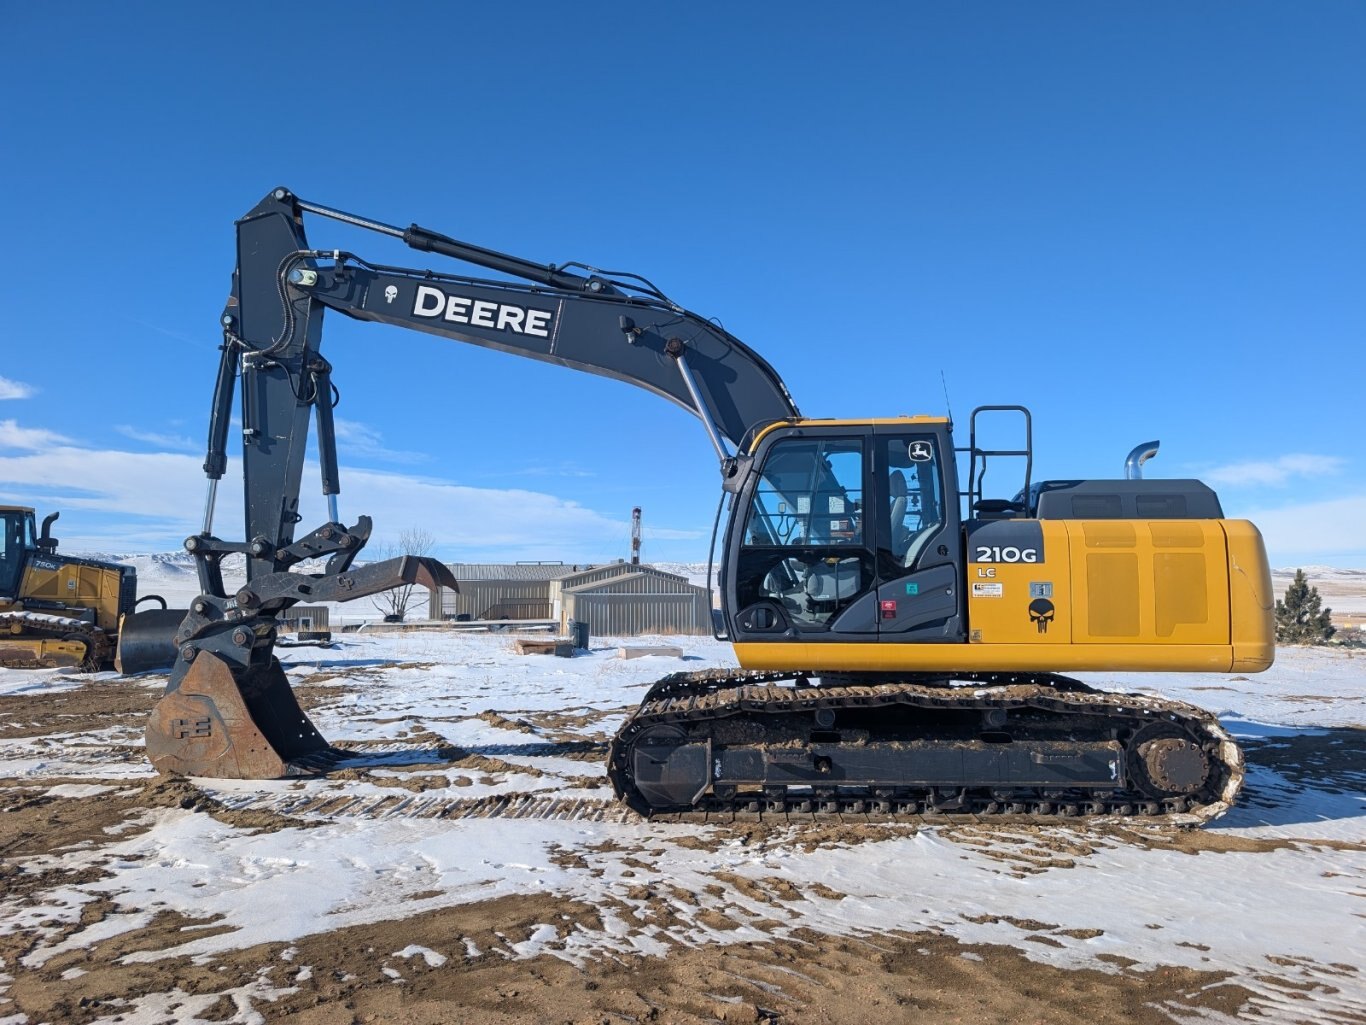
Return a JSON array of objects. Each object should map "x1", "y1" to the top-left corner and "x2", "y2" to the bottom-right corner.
[{"x1": 1028, "y1": 598, "x2": 1055, "y2": 633}]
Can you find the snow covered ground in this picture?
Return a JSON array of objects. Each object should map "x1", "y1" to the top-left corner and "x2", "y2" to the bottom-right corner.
[
  {"x1": 0, "y1": 625, "x2": 1362, "y2": 1024},
  {"x1": 0, "y1": 553, "x2": 1361, "y2": 1022}
]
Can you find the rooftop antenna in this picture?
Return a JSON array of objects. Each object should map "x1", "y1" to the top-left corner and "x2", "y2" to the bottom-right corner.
[
  {"x1": 630, "y1": 507, "x2": 642, "y2": 565},
  {"x1": 940, "y1": 370, "x2": 954, "y2": 425}
]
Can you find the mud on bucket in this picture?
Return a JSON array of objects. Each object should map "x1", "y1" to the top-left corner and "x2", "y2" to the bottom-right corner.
[{"x1": 145, "y1": 652, "x2": 346, "y2": 778}]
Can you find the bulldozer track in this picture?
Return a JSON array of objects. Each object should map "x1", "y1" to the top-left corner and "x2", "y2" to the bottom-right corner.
[{"x1": 0, "y1": 611, "x2": 110, "y2": 671}]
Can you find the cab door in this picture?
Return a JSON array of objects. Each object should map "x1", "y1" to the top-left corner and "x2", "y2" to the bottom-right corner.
[
  {"x1": 726, "y1": 426, "x2": 881, "y2": 642},
  {"x1": 872, "y1": 427, "x2": 965, "y2": 642},
  {"x1": 0, "y1": 510, "x2": 35, "y2": 599}
]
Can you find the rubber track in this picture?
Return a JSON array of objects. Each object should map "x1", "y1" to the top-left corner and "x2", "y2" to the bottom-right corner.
[
  {"x1": 606, "y1": 669, "x2": 1245, "y2": 826},
  {"x1": 0, "y1": 611, "x2": 111, "y2": 671}
]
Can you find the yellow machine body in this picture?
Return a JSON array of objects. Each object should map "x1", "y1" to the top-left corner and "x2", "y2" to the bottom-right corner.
[
  {"x1": 0, "y1": 504, "x2": 181, "y2": 672},
  {"x1": 15, "y1": 557, "x2": 126, "y2": 632},
  {"x1": 734, "y1": 517, "x2": 1273, "y2": 675}
]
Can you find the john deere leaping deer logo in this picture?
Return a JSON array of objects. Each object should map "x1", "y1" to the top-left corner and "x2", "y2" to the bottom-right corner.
[{"x1": 1028, "y1": 598, "x2": 1055, "y2": 634}]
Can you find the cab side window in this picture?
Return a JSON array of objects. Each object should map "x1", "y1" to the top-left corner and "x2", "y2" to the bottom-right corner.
[{"x1": 883, "y1": 436, "x2": 943, "y2": 572}]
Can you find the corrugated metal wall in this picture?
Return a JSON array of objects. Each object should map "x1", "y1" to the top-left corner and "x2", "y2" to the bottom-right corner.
[
  {"x1": 562, "y1": 590, "x2": 710, "y2": 636},
  {"x1": 549, "y1": 563, "x2": 691, "y2": 605},
  {"x1": 278, "y1": 605, "x2": 330, "y2": 630},
  {"x1": 441, "y1": 580, "x2": 554, "y2": 620},
  {"x1": 433, "y1": 563, "x2": 713, "y2": 633},
  {"x1": 567, "y1": 572, "x2": 696, "y2": 595}
]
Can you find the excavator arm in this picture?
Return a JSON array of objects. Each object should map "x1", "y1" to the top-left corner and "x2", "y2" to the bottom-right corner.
[
  {"x1": 149, "y1": 187, "x2": 800, "y2": 778},
  {"x1": 210, "y1": 189, "x2": 799, "y2": 580}
]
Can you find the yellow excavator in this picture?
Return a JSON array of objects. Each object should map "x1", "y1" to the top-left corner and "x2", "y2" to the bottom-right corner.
[
  {"x1": 0, "y1": 506, "x2": 183, "y2": 673},
  {"x1": 144, "y1": 189, "x2": 1274, "y2": 824}
]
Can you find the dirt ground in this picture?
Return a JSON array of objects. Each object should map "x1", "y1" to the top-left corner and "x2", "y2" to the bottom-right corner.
[
  {"x1": 1, "y1": 678, "x2": 1362, "y2": 1025},
  {"x1": 0, "y1": 778, "x2": 1261, "y2": 1025}
]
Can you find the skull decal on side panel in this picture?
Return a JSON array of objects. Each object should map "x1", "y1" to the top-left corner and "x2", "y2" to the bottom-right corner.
[
  {"x1": 384, "y1": 285, "x2": 398, "y2": 304},
  {"x1": 1028, "y1": 598, "x2": 1055, "y2": 634}
]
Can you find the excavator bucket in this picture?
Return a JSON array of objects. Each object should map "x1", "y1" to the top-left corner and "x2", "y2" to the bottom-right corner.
[
  {"x1": 115, "y1": 608, "x2": 187, "y2": 675},
  {"x1": 145, "y1": 651, "x2": 343, "y2": 778},
  {"x1": 145, "y1": 554, "x2": 458, "y2": 778}
]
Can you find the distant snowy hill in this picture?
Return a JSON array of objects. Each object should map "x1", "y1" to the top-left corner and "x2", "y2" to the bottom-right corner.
[
  {"x1": 71, "y1": 552, "x2": 720, "y2": 626},
  {"x1": 1270, "y1": 566, "x2": 1366, "y2": 617},
  {"x1": 71, "y1": 552, "x2": 1366, "y2": 626}
]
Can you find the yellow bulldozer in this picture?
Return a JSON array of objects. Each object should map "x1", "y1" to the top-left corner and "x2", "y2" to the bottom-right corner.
[{"x1": 0, "y1": 505, "x2": 183, "y2": 673}]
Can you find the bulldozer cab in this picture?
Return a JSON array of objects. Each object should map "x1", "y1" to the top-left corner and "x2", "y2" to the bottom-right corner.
[{"x1": 0, "y1": 507, "x2": 37, "y2": 599}]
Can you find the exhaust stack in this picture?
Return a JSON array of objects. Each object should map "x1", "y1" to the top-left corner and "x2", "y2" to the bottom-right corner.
[{"x1": 1125, "y1": 440, "x2": 1160, "y2": 480}]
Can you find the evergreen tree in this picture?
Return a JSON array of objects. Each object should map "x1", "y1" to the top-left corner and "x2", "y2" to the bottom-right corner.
[{"x1": 1274, "y1": 569, "x2": 1336, "y2": 644}]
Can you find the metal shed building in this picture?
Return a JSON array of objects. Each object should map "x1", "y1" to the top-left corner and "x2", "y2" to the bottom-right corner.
[
  {"x1": 432, "y1": 561, "x2": 713, "y2": 635},
  {"x1": 437, "y1": 563, "x2": 597, "y2": 622},
  {"x1": 548, "y1": 562, "x2": 692, "y2": 612},
  {"x1": 277, "y1": 605, "x2": 331, "y2": 639},
  {"x1": 560, "y1": 569, "x2": 712, "y2": 636}
]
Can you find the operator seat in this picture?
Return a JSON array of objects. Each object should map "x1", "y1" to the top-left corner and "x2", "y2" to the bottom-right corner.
[{"x1": 889, "y1": 470, "x2": 910, "y2": 558}]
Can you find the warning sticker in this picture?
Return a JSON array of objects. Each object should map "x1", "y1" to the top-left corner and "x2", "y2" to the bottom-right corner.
[{"x1": 972, "y1": 582, "x2": 1004, "y2": 598}]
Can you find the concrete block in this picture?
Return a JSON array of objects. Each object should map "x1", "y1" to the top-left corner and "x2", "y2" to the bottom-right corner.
[
  {"x1": 618, "y1": 645, "x2": 684, "y2": 659},
  {"x1": 514, "y1": 638, "x2": 576, "y2": 657}
]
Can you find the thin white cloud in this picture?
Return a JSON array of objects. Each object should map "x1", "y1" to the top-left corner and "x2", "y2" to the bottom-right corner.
[
  {"x1": 304, "y1": 467, "x2": 628, "y2": 553},
  {"x1": 0, "y1": 377, "x2": 36, "y2": 400},
  {"x1": 116, "y1": 425, "x2": 199, "y2": 452},
  {"x1": 332, "y1": 418, "x2": 428, "y2": 465},
  {"x1": 1238, "y1": 493, "x2": 1366, "y2": 562},
  {"x1": 1203, "y1": 454, "x2": 1345, "y2": 488},
  {"x1": 0, "y1": 416, "x2": 643, "y2": 559},
  {"x1": 643, "y1": 526, "x2": 706, "y2": 541},
  {"x1": 0, "y1": 419, "x2": 73, "y2": 451},
  {"x1": 492, "y1": 463, "x2": 598, "y2": 479}
]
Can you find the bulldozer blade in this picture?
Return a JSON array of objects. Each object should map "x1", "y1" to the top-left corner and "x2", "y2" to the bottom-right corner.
[
  {"x1": 115, "y1": 608, "x2": 187, "y2": 675},
  {"x1": 0, "y1": 637, "x2": 87, "y2": 670},
  {"x1": 146, "y1": 651, "x2": 348, "y2": 778}
]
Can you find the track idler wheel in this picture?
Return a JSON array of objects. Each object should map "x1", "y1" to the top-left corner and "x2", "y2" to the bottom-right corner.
[
  {"x1": 611, "y1": 725, "x2": 711, "y2": 815},
  {"x1": 1128, "y1": 722, "x2": 1212, "y2": 798},
  {"x1": 146, "y1": 652, "x2": 337, "y2": 778}
]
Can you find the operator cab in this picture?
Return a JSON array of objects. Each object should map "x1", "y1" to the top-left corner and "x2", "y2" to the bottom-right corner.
[
  {"x1": 0, "y1": 508, "x2": 37, "y2": 598},
  {"x1": 724, "y1": 418, "x2": 965, "y2": 644}
]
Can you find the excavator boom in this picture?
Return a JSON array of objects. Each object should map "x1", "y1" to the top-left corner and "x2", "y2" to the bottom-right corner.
[{"x1": 149, "y1": 187, "x2": 800, "y2": 779}]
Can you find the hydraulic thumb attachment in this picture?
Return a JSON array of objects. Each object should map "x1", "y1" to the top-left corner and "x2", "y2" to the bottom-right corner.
[{"x1": 146, "y1": 554, "x2": 457, "y2": 779}]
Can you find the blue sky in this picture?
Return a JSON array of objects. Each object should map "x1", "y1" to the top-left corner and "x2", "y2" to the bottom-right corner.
[{"x1": 1, "y1": 2, "x2": 1362, "y2": 568}]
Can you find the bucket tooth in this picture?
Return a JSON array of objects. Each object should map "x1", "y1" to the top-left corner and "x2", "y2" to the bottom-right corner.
[{"x1": 146, "y1": 652, "x2": 332, "y2": 779}]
